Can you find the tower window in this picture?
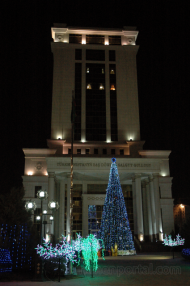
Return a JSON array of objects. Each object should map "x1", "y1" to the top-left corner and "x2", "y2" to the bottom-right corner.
[
  {"x1": 109, "y1": 50, "x2": 115, "y2": 61},
  {"x1": 77, "y1": 149, "x2": 81, "y2": 154},
  {"x1": 94, "y1": 149, "x2": 98, "y2": 154},
  {"x1": 120, "y1": 149, "x2": 124, "y2": 155},
  {"x1": 86, "y1": 149, "x2": 90, "y2": 154},
  {"x1": 111, "y1": 149, "x2": 115, "y2": 155},
  {"x1": 103, "y1": 149, "x2": 107, "y2": 155},
  {"x1": 110, "y1": 84, "x2": 116, "y2": 90},
  {"x1": 68, "y1": 149, "x2": 71, "y2": 154},
  {"x1": 75, "y1": 49, "x2": 82, "y2": 60},
  {"x1": 87, "y1": 84, "x2": 92, "y2": 89},
  {"x1": 99, "y1": 84, "x2": 104, "y2": 90}
]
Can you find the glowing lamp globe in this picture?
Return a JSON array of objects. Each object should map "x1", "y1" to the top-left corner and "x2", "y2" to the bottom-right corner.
[
  {"x1": 43, "y1": 210, "x2": 47, "y2": 214},
  {"x1": 48, "y1": 201, "x2": 59, "y2": 210},
  {"x1": 50, "y1": 216, "x2": 54, "y2": 221},
  {"x1": 37, "y1": 190, "x2": 48, "y2": 199},
  {"x1": 25, "y1": 201, "x2": 37, "y2": 211},
  {"x1": 36, "y1": 216, "x2": 41, "y2": 221}
]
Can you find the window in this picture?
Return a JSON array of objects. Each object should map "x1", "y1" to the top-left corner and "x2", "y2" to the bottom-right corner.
[
  {"x1": 75, "y1": 49, "x2": 82, "y2": 60},
  {"x1": 120, "y1": 149, "x2": 124, "y2": 155},
  {"x1": 77, "y1": 149, "x2": 81, "y2": 154},
  {"x1": 110, "y1": 69, "x2": 115, "y2": 74},
  {"x1": 69, "y1": 34, "x2": 82, "y2": 44},
  {"x1": 110, "y1": 84, "x2": 116, "y2": 90},
  {"x1": 99, "y1": 84, "x2": 104, "y2": 90},
  {"x1": 111, "y1": 149, "x2": 115, "y2": 155},
  {"x1": 103, "y1": 149, "x2": 107, "y2": 155},
  {"x1": 109, "y1": 36, "x2": 121, "y2": 45},
  {"x1": 86, "y1": 35, "x2": 104, "y2": 45},
  {"x1": 86, "y1": 49, "x2": 105, "y2": 61},
  {"x1": 87, "y1": 83, "x2": 92, "y2": 89},
  {"x1": 86, "y1": 149, "x2": 90, "y2": 154},
  {"x1": 94, "y1": 149, "x2": 98, "y2": 154},
  {"x1": 102, "y1": 68, "x2": 104, "y2": 74},
  {"x1": 109, "y1": 50, "x2": 115, "y2": 61},
  {"x1": 68, "y1": 149, "x2": 71, "y2": 154},
  {"x1": 35, "y1": 186, "x2": 42, "y2": 198}
]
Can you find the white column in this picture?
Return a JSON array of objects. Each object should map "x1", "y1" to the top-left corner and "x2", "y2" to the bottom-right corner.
[
  {"x1": 59, "y1": 180, "x2": 65, "y2": 238},
  {"x1": 142, "y1": 181, "x2": 148, "y2": 238},
  {"x1": 145, "y1": 179, "x2": 153, "y2": 241},
  {"x1": 105, "y1": 49, "x2": 111, "y2": 142},
  {"x1": 132, "y1": 177, "x2": 137, "y2": 235},
  {"x1": 149, "y1": 176, "x2": 157, "y2": 237},
  {"x1": 66, "y1": 175, "x2": 71, "y2": 237},
  {"x1": 82, "y1": 195, "x2": 89, "y2": 237},
  {"x1": 81, "y1": 49, "x2": 86, "y2": 142},
  {"x1": 153, "y1": 173, "x2": 163, "y2": 237},
  {"x1": 48, "y1": 172, "x2": 55, "y2": 201},
  {"x1": 48, "y1": 172, "x2": 55, "y2": 235},
  {"x1": 134, "y1": 174, "x2": 144, "y2": 239}
]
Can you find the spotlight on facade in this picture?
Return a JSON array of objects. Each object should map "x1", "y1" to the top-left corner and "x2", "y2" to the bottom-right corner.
[
  {"x1": 50, "y1": 216, "x2": 54, "y2": 221},
  {"x1": 159, "y1": 232, "x2": 163, "y2": 241},
  {"x1": 48, "y1": 201, "x2": 59, "y2": 210},
  {"x1": 36, "y1": 216, "x2": 41, "y2": 221},
  {"x1": 37, "y1": 190, "x2": 48, "y2": 199},
  {"x1": 28, "y1": 171, "x2": 33, "y2": 176},
  {"x1": 180, "y1": 204, "x2": 184, "y2": 208},
  {"x1": 139, "y1": 233, "x2": 144, "y2": 241},
  {"x1": 25, "y1": 201, "x2": 37, "y2": 211},
  {"x1": 129, "y1": 138, "x2": 133, "y2": 141}
]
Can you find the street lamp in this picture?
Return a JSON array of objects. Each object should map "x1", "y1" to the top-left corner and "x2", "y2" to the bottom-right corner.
[
  {"x1": 48, "y1": 201, "x2": 59, "y2": 210},
  {"x1": 37, "y1": 190, "x2": 48, "y2": 200},
  {"x1": 25, "y1": 201, "x2": 37, "y2": 211}
]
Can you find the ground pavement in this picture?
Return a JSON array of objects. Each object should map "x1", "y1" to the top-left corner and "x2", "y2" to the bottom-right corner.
[{"x1": 0, "y1": 252, "x2": 190, "y2": 286}]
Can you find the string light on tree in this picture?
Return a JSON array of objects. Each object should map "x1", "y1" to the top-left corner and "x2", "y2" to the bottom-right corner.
[{"x1": 98, "y1": 158, "x2": 136, "y2": 255}]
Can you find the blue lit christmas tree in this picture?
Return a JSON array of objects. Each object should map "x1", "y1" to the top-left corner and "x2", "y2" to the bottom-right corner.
[{"x1": 99, "y1": 158, "x2": 135, "y2": 253}]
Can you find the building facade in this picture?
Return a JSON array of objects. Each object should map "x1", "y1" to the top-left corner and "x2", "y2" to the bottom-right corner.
[{"x1": 23, "y1": 24, "x2": 174, "y2": 243}]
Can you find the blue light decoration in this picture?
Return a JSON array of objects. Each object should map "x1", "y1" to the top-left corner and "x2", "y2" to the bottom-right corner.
[
  {"x1": 182, "y1": 248, "x2": 190, "y2": 260},
  {"x1": 0, "y1": 248, "x2": 12, "y2": 273},
  {"x1": 98, "y1": 158, "x2": 135, "y2": 254},
  {"x1": 0, "y1": 223, "x2": 32, "y2": 272}
]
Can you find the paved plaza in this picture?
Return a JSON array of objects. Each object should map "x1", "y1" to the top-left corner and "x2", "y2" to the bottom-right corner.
[{"x1": 0, "y1": 252, "x2": 190, "y2": 286}]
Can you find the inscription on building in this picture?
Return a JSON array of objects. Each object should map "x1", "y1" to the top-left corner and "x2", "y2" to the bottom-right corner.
[{"x1": 56, "y1": 162, "x2": 151, "y2": 168}]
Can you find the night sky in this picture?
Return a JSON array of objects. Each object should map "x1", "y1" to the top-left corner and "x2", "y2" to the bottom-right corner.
[{"x1": 1, "y1": 1, "x2": 189, "y2": 201}]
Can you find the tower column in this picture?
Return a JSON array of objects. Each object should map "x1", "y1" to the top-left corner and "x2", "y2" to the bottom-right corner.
[
  {"x1": 153, "y1": 173, "x2": 163, "y2": 240},
  {"x1": 59, "y1": 180, "x2": 65, "y2": 238},
  {"x1": 81, "y1": 49, "x2": 86, "y2": 141},
  {"x1": 82, "y1": 195, "x2": 88, "y2": 237},
  {"x1": 134, "y1": 174, "x2": 144, "y2": 240},
  {"x1": 105, "y1": 49, "x2": 111, "y2": 142},
  {"x1": 149, "y1": 175, "x2": 157, "y2": 239},
  {"x1": 145, "y1": 179, "x2": 153, "y2": 242}
]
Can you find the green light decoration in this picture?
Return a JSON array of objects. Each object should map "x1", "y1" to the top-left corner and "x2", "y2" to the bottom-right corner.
[{"x1": 81, "y1": 234, "x2": 104, "y2": 274}]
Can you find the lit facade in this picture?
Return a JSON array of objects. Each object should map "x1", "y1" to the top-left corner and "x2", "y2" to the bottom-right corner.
[{"x1": 23, "y1": 24, "x2": 174, "y2": 243}]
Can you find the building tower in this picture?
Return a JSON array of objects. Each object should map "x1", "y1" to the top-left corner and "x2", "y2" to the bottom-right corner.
[{"x1": 23, "y1": 24, "x2": 174, "y2": 245}]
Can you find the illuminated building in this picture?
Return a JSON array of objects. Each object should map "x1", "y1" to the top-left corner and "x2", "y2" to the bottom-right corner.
[{"x1": 23, "y1": 24, "x2": 174, "y2": 243}]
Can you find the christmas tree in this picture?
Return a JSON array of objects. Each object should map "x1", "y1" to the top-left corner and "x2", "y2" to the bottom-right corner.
[{"x1": 99, "y1": 158, "x2": 135, "y2": 253}]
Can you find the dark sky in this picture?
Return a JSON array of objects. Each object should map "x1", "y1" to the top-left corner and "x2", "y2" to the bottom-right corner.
[{"x1": 1, "y1": 1, "x2": 189, "y2": 201}]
